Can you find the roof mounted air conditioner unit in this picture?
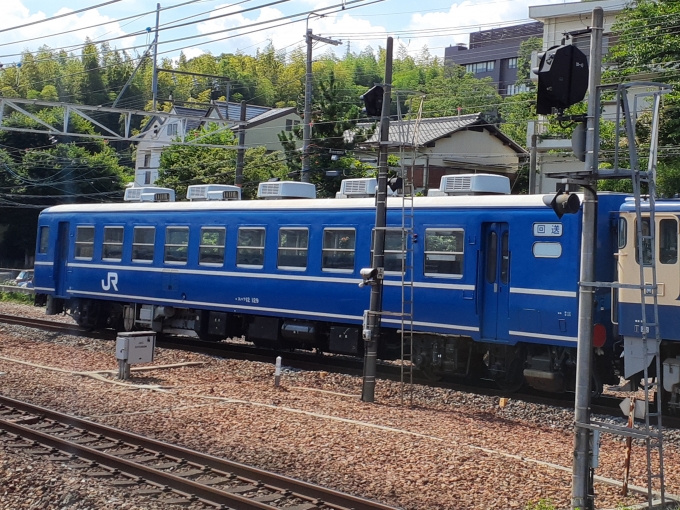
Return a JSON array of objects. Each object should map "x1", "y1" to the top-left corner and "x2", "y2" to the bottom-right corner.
[
  {"x1": 257, "y1": 181, "x2": 316, "y2": 199},
  {"x1": 124, "y1": 186, "x2": 176, "y2": 202},
  {"x1": 439, "y1": 174, "x2": 510, "y2": 195},
  {"x1": 187, "y1": 184, "x2": 241, "y2": 201}
]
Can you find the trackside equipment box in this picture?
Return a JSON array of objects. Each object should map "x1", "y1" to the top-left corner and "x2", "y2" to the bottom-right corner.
[{"x1": 116, "y1": 331, "x2": 156, "y2": 364}]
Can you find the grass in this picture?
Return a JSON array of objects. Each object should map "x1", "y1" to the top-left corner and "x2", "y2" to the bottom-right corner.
[{"x1": 0, "y1": 291, "x2": 34, "y2": 305}]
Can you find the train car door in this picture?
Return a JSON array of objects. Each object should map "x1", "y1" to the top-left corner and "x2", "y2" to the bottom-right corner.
[
  {"x1": 480, "y1": 222, "x2": 510, "y2": 341},
  {"x1": 53, "y1": 222, "x2": 70, "y2": 296}
]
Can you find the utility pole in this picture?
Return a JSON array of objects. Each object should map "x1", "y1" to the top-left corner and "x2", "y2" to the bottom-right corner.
[
  {"x1": 301, "y1": 28, "x2": 341, "y2": 183},
  {"x1": 572, "y1": 7, "x2": 603, "y2": 510},
  {"x1": 151, "y1": 3, "x2": 161, "y2": 111},
  {"x1": 528, "y1": 132, "x2": 538, "y2": 194},
  {"x1": 361, "y1": 36, "x2": 393, "y2": 403},
  {"x1": 235, "y1": 100, "x2": 247, "y2": 187}
]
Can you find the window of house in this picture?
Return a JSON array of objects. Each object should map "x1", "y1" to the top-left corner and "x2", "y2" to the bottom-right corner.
[
  {"x1": 164, "y1": 227, "x2": 189, "y2": 264},
  {"x1": 143, "y1": 153, "x2": 151, "y2": 167},
  {"x1": 199, "y1": 227, "x2": 226, "y2": 265},
  {"x1": 322, "y1": 228, "x2": 355, "y2": 271},
  {"x1": 507, "y1": 57, "x2": 518, "y2": 69},
  {"x1": 133, "y1": 227, "x2": 155, "y2": 262},
  {"x1": 660, "y1": 218, "x2": 677, "y2": 264},
  {"x1": 38, "y1": 226, "x2": 49, "y2": 254},
  {"x1": 424, "y1": 229, "x2": 464, "y2": 276},
  {"x1": 371, "y1": 228, "x2": 406, "y2": 272},
  {"x1": 237, "y1": 228, "x2": 265, "y2": 267},
  {"x1": 285, "y1": 119, "x2": 293, "y2": 131},
  {"x1": 278, "y1": 228, "x2": 308, "y2": 269},
  {"x1": 103, "y1": 226, "x2": 124, "y2": 261},
  {"x1": 167, "y1": 123, "x2": 178, "y2": 136},
  {"x1": 506, "y1": 84, "x2": 529, "y2": 96},
  {"x1": 144, "y1": 171, "x2": 151, "y2": 185},
  {"x1": 465, "y1": 61, "x2": 495, "y2": 73},
  {"x1": 75, "y1": 226, "x2": 95, "y2": 260}
]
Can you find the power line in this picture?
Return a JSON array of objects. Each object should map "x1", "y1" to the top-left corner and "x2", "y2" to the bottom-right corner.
[{"x1": 0, "y1": 0, "x2": 123, "y2": 35}]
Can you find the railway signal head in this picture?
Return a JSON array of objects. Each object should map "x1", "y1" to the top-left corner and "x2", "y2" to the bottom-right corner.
[
  {"x1": 545, "y1": 191, "x2": 581, "y2": 218},
  {"x1": 361, "y1": 86, "x2": 384, "y2": 117},
  {"x1": 533, "y1": 44, "x2": 589, "y2": 115}
]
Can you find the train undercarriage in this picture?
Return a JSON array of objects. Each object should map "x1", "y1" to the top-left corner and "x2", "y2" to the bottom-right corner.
[{"x1": 43, "y1": 296, "x2": 640, "y2": 400}]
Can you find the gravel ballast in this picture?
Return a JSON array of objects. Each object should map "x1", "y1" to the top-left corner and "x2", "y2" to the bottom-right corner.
[{"x1": 0, "y1": 302, "x2": 676, "y2": 509}]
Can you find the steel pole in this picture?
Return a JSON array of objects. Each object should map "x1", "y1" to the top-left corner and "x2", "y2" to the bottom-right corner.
[
  {"x1": 302, "y1": 29, "x2": 313, "y2": 183},
  {"x1": 529, "y1": 133, "x2": 538, "y2": 194},
  {"x1": 235, "y1": 100, "x2": 246, "y2": 187},
  {"x1": 572, "y1": 7, "x2": 603, "y2": 510},
  {"x1": 151, "y1": 3, "x2": 161, "y2": 111},
  {"x1": 361, "y1": 36, "x2": 393, "y2": 403}
]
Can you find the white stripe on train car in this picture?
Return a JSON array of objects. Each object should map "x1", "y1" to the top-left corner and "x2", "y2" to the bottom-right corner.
[
  {"x1": 509, "y1": 330, "x2": 577, "y2": 343},
  {"x1": 381, "y1": 317, "x2": 479, "y2": 332},
  {"x1": 33, "y1": 287, "x2": 55, "y2": 292},
  {"x1": 509, "y1": 287, "x2": 577, "y2": 298},
  {"x1": 34, "y1": 261, "x2": 54, "y2": 266},
  {"x1": 66, "y1": 262, "x2": 476, "y2": 291}
]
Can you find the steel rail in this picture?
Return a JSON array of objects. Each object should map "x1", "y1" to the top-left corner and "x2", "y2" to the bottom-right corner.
[{"x1": 0, "y1": 395, "x2": 397, "y2": 510}]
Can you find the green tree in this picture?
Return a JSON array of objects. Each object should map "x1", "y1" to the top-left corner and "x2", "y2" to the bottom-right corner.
[{"x1": 278, "y1": 72, "x2": 376, "y2": 197}]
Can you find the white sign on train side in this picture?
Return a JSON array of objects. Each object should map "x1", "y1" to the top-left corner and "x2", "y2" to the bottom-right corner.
[{"x1": 533, "y1": 223, "x2": 563, "y2": 237}]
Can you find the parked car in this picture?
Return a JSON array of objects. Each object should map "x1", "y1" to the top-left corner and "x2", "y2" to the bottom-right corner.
[{"x1": 15, "y1": 270, "x2": 33, "y2": 285}]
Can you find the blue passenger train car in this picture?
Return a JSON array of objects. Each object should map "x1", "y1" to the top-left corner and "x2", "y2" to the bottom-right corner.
[{"x1": 33, "y1": 177, "x2": 632, "y2": 393}]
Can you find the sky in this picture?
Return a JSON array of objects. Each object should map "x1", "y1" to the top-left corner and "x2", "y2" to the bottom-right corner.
[{"x1": 0, "y1": 0, "x2": 566, "y2": 66}]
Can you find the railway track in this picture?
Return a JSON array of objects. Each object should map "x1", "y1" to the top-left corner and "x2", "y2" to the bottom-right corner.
[
  {"x1": 2, "y1": 312, "x2": 679, "y2": 429},
  {"x1": 0, "y1": 395, "x2": 397, "y2": 510}
]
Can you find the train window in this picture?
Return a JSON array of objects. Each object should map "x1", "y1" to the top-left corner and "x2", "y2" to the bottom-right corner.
[
  {"x1": 277, "y1": 228, "x2": 308, "y2": 269},
  {"x1": 532, "y1": 242, "x2": 562, "y2": 258},
  {"x1": 322, "y1": 228, "x2": 356, "y2": 271},
  {"x1": 74, "y1": 226, "x2": 95, "y2": 260},
  {"x1": 164, "y1": 227, "x2": 189, "y2": 264},
  {"x1": 660, "y1": 219, "x2": 678, "y2": 264},
  {"x1": 618, "y1": 218, "x2": 627, "y2": 249},
  {"x1": 635, "y1": 218, "x2": 653, "y2": 266},
  {"x1": 38, "y1": 226, "x2": 49, "y2": 254},
  {"x1": 237, "y1": 228, "x2": 265, "y2": 267},
  {"x1": 424, "y1": 229, "x2": 464, "y2": 277},
  {"x1": 102, "y1": 227, "x2": 124, "y2": 261},
  {"x1": 132, "y1": 227, "x2": 155, "y2": 262},
  {"x1": 199, "y1": 227, "x2": 226, "y2": 265},
  {"x1": 370, "y1": 229, "x2": 405, "y2": 272},
  {"x1": 485, "y1": 231, "x2": 497, "y2": 283},
  {"x1": 501, "y1": 231, "x2": 510, "y2": 284}
]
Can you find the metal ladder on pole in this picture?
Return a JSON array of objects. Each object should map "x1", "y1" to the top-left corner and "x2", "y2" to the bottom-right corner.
[
  {"x1": 582, "y1": 83, "x2": 669, "y2": 508},
  {"x1": 626, "y1": 86, "x2": 665, "y2": 508},
  {"x1": 392, "y1": 96, "x2": 423, "y2": 406}
]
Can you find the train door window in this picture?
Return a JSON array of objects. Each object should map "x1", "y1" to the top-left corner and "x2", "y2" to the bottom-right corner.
[
  {"x1": 618, "y1": 218, "x2": 627, "y2": 249},
  {"x1": 237, "y1": 227, "x2": 265, "y2": 267},
  {"x1": 659, "y1": 218, "x2": 678, "y2": 264},
  {"x1": 370, "y1": 228, "x2": 405, "y2": 272},
  {"x1": 38, "y1": 226, "x2": 49, "y2": 254},
  {"x1": 277, "y1": 228, "x2": 308, "y2": 269},
  {"x1": 424, "y1": 228, "x2": 464, "y2": 277},
  {"x1": 485, "y1": 231, "x2": 497, "y2": 283},
  {"x1": 322, "y1": 228, "x2": 356, "y2": 271},
  {"x1": 199, "y1": 227, "x2": 226, "y2": 265},
  {"x1": 635, "y1": 218, "x2": 653, "y2": 266},
  {"x1": 132, "y1": 227, "x2": 155, "y2": 262},
  {"x1": 164, "y1": 227, "x2": 189, "y2": 264},
  {"x1": 74, "y1": 226, "x2": 95, "y2": 260},
  {"x1": 102, "y1": 227, "x2": 124, "y2": 261},
  {"x1": 500, "y1": 231, "x2": 510, "y2": 284}
]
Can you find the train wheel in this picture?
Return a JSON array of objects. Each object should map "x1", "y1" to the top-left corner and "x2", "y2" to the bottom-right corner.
[
  {"x1": 122, "y1": 305, "x2": 135, "y2": 332},
  {"x1": 496, "y1": 357, "x2": 525, "y2": 393},
  {"x1": 418, "y1": 363, "x2": 443, "y2": 382}
]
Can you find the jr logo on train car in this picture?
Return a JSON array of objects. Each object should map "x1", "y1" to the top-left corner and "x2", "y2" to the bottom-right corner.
[{"x1": 101, "y1": 272, "x2": 119, "y2": 292}]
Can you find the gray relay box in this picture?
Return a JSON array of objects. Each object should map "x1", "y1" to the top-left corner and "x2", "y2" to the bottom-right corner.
[{"x1": 115, "y1": 331, "x2": 156, "y2": 364}]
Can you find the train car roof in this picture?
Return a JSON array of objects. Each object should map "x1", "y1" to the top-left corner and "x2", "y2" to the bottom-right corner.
[
  {"x1": 620, "y1": 198, "x2": 680, "y2": 212},
  {"x1": 41, "y1": 193, "x2": 591, "y2": 214}
]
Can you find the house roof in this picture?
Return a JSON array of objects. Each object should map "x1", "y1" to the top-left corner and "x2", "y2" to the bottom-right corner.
[
  {"x1": 243, "y1": 107, "x2": 298, "y2": 128},
  {"x1": 354, "y1": 113, "x2": 526, "y2": 154},
  {"x1": 210, "y1": 101, "x2": 270, "y2": 121},
  {"x1": 172, "y1": 106, "x2": 210, "y2": 131}
]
